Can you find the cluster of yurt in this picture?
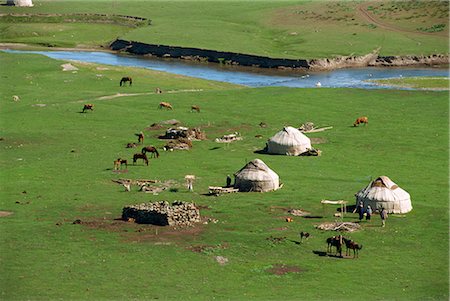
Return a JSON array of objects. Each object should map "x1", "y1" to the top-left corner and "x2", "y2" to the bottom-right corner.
[
  {"x1": 355, "y1": 176, "x2": 412, "y2": 214},
  {"x1": 228, "y1": 126, "x2": 413, "y2": 215}
]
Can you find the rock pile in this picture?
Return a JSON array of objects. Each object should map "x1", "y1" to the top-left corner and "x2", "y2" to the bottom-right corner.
[
  {"x1": 122, "y1": 201, "x2": 200, "y2": 226},
  {"x1": 159, "y1": 127, "x2": 206, "y2": 140}
]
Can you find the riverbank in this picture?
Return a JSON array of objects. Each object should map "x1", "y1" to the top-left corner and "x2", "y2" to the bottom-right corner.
[
  {"x1": 110, "y1": 39, "x2": 449, "y2": 71},
  {"x1": 368, "y1": 76, "x2": 449, "y2": 91},
  {"x1": 2, "y1": 41, "x2": 448, "y2": 72},
  {"x1": 0, "y1": 42, "x2": 114, "y2": 53}
]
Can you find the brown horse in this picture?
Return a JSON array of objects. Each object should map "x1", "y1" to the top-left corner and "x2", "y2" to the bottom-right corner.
[
  {"x1": 82, "y1": 104, "x2": 94, "y2": 113},
  {"x1": 135, "y1": 132, "x2": 144, "y2": 144},
  {"x1": 113, "y1": 158, "x2": 128, "y2": 170},
  {"x1": 120, "y1": 77, "x2": 132, "y2": 87},
  {"x1": 191, "y1": 105, "x2": 200, "y2": 113},
  {"x1": 353, "y1": 116, "x2": 368, "y2": 127},
  {"x1": 133, "y1": 153, "x2": 149, "y2": 166},
  {"x1": 141, "y1": 146, "x2": 159, "y2": 158},
  {"x1": 344, "y1": 238, "x2": 363, "y2": 258},
  {"x1": 159, "y1": 102, "x2": 173, "y2": 110}
]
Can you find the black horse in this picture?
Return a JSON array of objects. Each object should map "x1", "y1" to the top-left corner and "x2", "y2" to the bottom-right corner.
[{"x1": 120, "y1": 77, "x2": 132, "y2": 87}]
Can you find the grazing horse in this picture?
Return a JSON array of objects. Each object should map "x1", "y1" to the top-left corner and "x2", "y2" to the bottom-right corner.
[
  {"x1": 191, "y1": 105, "x2": 200, "y2": 113},
  {"x1": 300, "y1": 231, "x2": 310, "y2": 242},
  {"x1": 326, "y1": 235, "x2": 344, "y2": 257},
  {"x1": 159, "y1": 102, "x2": 173, "y2": 110},
  {"x1": 120, "y1": 77, "x2": 132, "y2": 87},
  {"x1": 113, "y1": 158, "x2": 128, "y2": 170},
  {"x1": 135, "y1": 132, "x2": 144, "y2": 144},
  {"x1": 344, "y1": 238, "x2": 363, "y2": 258},
  {"x1": 141, "y1": 146, "x2": 159, "y2": 158},
  {"x1": 133, "y1": 153, "x2": 149, "y2": 166},
  {"x1": 82, "y1": 104, "x2": 94, "y2": 113},
  {"x1": 353, "y1": 116, "x2": 368, "y2": 127},
  {"x1": 126, "y1": 142, "x2": 138, "y2": 148}
]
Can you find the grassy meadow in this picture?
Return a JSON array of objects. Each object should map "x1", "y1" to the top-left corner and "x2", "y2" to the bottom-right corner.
[
  {"x1": 0, "y1": 51, "x2": 448, "y2": 300},
  {"x1": 0, "y1": 0, "x2": 448, "y2": 58}
]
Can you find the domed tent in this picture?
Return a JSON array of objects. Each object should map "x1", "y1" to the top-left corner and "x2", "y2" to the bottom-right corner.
[
  {"x1": 267, "y1": 126, "x2": 312, "y2": 156},
  {"x1": 355, "y1": 176, "x2": 412, "y2": 214},
  {"x1": 7, "y1": 0, "x2": 33, "y2": 6},
  {"x1": 234, "y1": 159, "x2": 280, "y2": 192}
]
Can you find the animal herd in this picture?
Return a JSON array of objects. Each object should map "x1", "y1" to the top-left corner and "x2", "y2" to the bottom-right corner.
[
  {"x1": 326, "y1": 235, "x2": 363, "y2": 258},
  {"x1": 87, "y1": 76, "x2": 369, "y2": 258},
  {"x1": 113, "y1": 132, "x2": 160, "y2": 170}
]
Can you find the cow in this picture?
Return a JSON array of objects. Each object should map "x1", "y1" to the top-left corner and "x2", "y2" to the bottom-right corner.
[
  {"x1": 191, "y1": 105, "x2": 200, "y2": 113},
  {"x1": 353, "y1": 116, "x2": 368, "y2": 127},
  {"x1": 82, "y1": 104, "x2": 94, "y2": 113},
  {"x1": 159, "y1": 102, "x2": 173, "y2": 110}
]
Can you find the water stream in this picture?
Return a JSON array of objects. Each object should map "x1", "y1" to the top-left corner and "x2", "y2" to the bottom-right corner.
[{"x1": 3, "y1": 49, "x2": 448, "y2": 89}]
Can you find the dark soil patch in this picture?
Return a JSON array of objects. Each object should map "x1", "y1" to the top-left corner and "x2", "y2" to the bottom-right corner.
[
  {"x1": 126, "y1": 223, "x2": 205, "y2": 244},
  {"x1": 72, "y1": 217, "x2": 206, "y2": 244},
  {"x1": 266, "y1": 264, "x2": 303, "y2": 275}
]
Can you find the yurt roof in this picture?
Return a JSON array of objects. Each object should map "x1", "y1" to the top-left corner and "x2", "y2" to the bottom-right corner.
[
  {"x1": 356, "y1": 176, "x2": 412, "y2": 213},
  {"x1": 234, "y1": 159, "x2": 279, "y2": 182},
  {"x1": 7, "y1": 0, "x2": 33, "y2": 6},
  {"x1": 269, "y1": 126, "x2": 310, "y2": 146}
]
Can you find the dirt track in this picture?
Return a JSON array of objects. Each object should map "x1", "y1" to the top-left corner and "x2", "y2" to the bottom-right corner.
[{"x1": 357, "y1": 4, "x2": 447, "y2": 37}]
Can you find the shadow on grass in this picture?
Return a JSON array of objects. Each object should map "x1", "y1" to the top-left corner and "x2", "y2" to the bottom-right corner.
[
  {"x1": 287, "y1": 239, "x2": 301, "y2": 245},
  {"x1": 312, "y1": 250, "x2": 354, "y2": 259}
]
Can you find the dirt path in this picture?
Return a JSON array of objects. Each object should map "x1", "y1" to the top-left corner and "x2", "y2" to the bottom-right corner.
[
  {"x1": 356, "y1": 4, "x2": 447, "y2": 37},
  {"x1": 72, "y1": 89, "x2": 204, "y2": 103},
  {"x1": 0, "y1": 211, "x2": 13, "y2": 217}
]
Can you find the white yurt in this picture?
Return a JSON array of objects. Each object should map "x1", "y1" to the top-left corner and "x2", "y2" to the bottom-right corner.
[
  {"x1": 355, "y1": 176, "x2": 413, "y2": 214},
  {"x1": 234, "y1": 159, "x2": 280, "y2": 192},
  {"x1": 7, "y1": 0, "x2": 33, "y2": 6},
  {"x1": 267, "y1": 126, "x2": 312, "y2": 156}
]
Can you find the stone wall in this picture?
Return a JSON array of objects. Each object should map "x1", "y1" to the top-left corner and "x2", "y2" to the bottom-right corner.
[{"x1": 122, "y1": 201, "x2": 200, "y2": 226}]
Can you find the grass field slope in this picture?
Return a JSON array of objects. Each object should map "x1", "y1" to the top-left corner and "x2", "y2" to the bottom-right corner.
[
  {"x1": 0, "y1": 51, "x2": 448, "y2": 300},
  {"x1": 0, "y1": 0, "x2": 448, "y2": 58}
]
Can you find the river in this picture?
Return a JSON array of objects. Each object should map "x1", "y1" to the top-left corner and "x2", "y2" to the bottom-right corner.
[{"x1": 3, "y1": 49, "x2": 449, "y2": 89}]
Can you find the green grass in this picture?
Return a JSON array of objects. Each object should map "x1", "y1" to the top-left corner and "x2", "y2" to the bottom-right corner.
[
  {"x1": 0, "y1": 51, "x2": 448, "y2": 300},
  {"x1": 0, "y1": 0, "x2": 448, "y2": 58},
  {"x1": 369, "y1": 76, "x2": 450, "y2": 90}
]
